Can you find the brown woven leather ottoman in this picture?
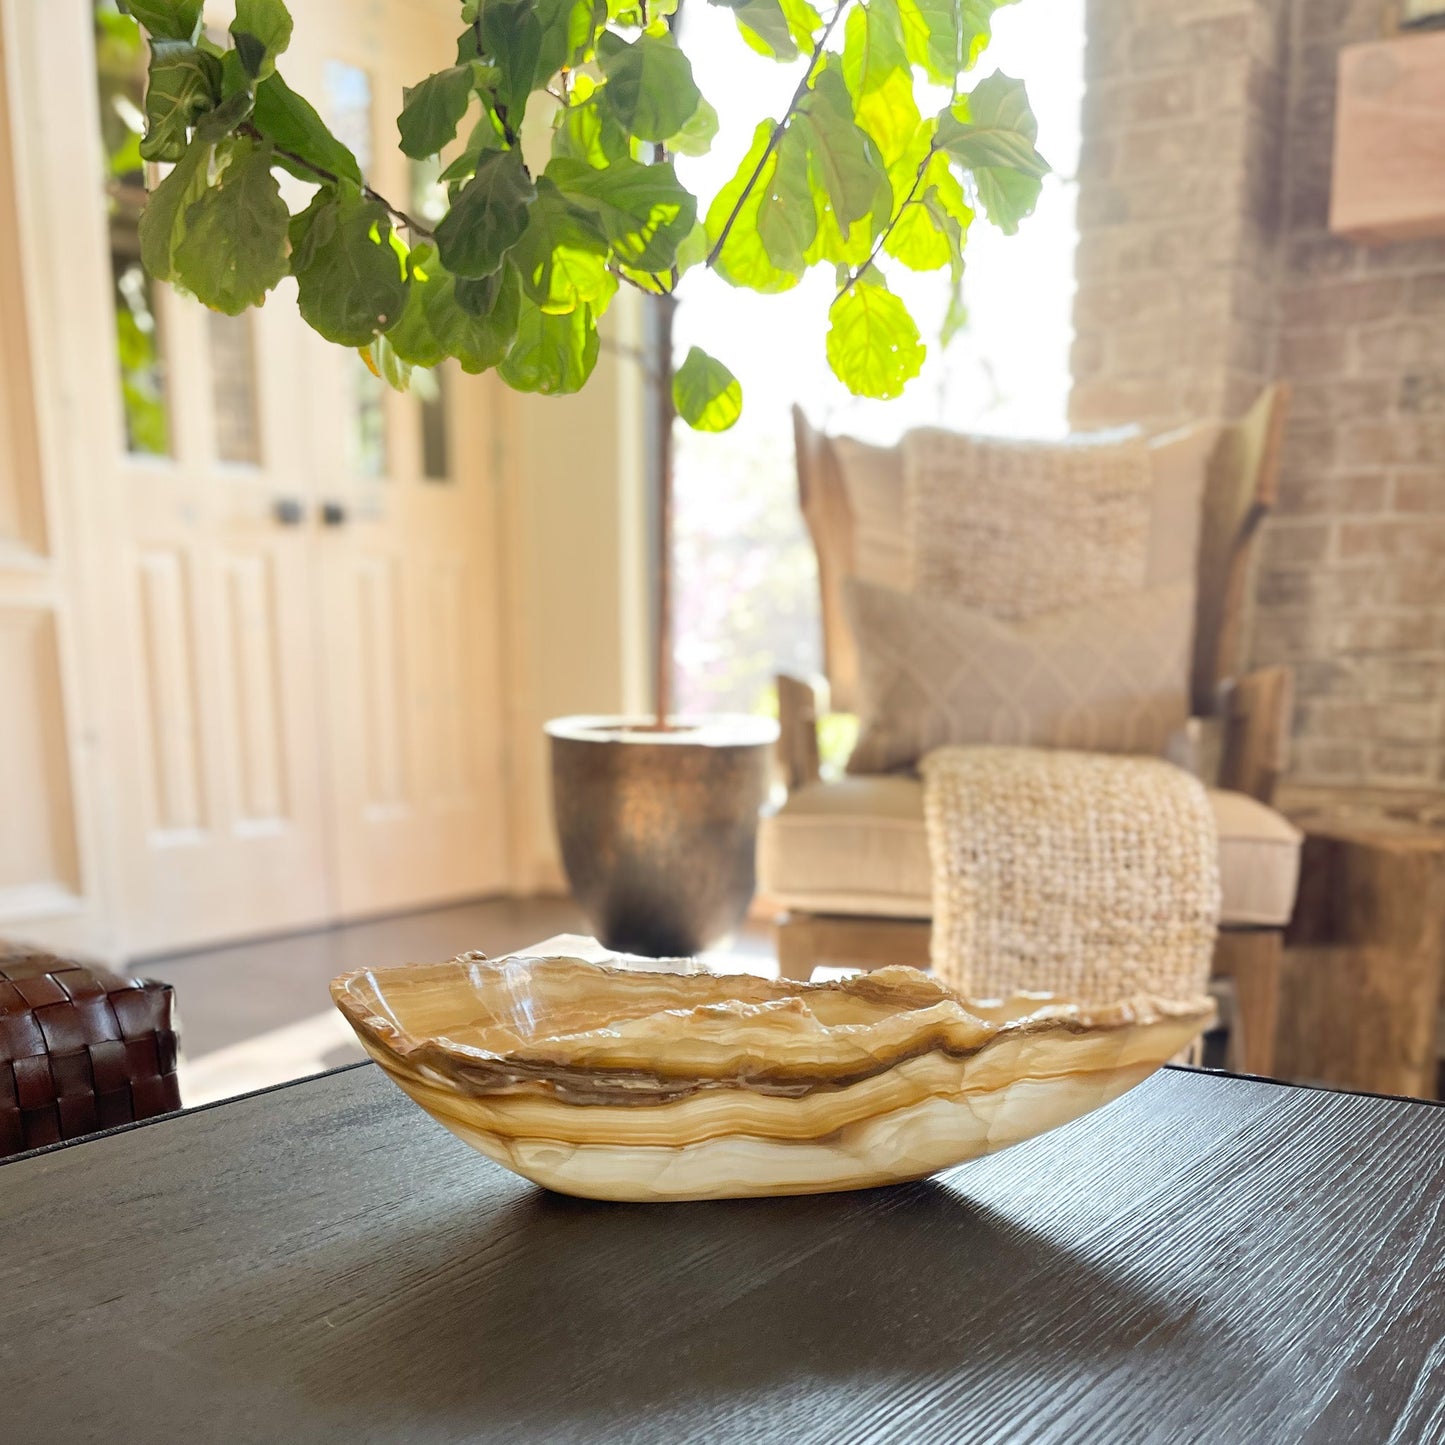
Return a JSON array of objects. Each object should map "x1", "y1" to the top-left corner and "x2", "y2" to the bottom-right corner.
[{"x1": 0, "y1": 948, "x2": 180, "y2": 1157}]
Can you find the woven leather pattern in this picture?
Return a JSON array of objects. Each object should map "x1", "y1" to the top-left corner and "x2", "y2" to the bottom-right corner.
[{"x1": 0, "y1": 946, "x2": 180, "y2": 1157}]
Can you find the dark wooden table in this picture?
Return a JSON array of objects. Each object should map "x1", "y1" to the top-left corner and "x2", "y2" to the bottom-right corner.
[{"x1": 3, "y1": 1063, "x2": 1444, "y2": 1444}]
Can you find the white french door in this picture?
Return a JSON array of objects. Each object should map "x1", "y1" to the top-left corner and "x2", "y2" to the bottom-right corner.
[{"x1": 3, "y1": 0, "x2": 511, "y2": 956}]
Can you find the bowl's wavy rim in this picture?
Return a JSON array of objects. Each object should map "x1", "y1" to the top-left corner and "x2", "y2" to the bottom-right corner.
[{"x1": 331, "y1": 955, "x2": 1215, "y2": 1104}]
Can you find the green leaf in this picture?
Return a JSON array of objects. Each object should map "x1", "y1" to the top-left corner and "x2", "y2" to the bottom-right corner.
[
  {"x1": 597, "y1": 31, "x2": 702, "y2": 143},
  {"x1": 897, "y1": 0, "x2": 1011, "y2": 85},
  {"x1": 398, "y1": 64, "x2": 476, "y2": 159},
  {"x1": 937, "y1": 71, "x2": 1048, "y2": 233},
  {"x1": 435, "y1": 148, "x2": 537, "y2": 278},
  {"x1": 732, "y1": 0, "x2": 798, "y2": 61},
  {"x1": 194, "y1": 89, "x2": 256, "y2": 143},
  {"x1": 666, "y1": 95, "x2": 718, "y2": 157},
  {"x1": 253, "y1": 70, "x2": 362, "y2": 184},
  {"x1": 552, "y1": 79, "x2": 631, "y2": 168},
  {"x1": 231, "y1": 0, "x2": 293, "y2": 80},
  {"x1": 499, "y1": 298, "x2": 600, "y2": 394},
  {"x1": 219, "y1": 46, "x2": 251, "y2": 99},
  {"x1": 826, "y1": 276, "x2": 925, "y2": 398},
  {"x1": 138, "y1": 135, "x2": 211, "y2": 281},
  {"x1": 942, "y1": 276, "x2": 968, "y2": 345},
  {"x1": 613, "y1": 213, "x2": 708, "y2": 291},
  {"x1": 140, "y1": 41, "x2": 221, "y2": 162},
  {"x1": 801, "y1": 68, "x2": 889, "y2": 231},
  {"x1": 673, "y1": 346, "x2": 742, "y2": 431},
  {"x1": 883, "y1": 144, "x2": 972, "y2": 270},
  {"x1": 440, "y1": 110, "x2": 507, "y2": 180},
  {"x1": 939, "y1": 70, "x2": 1045, "y2": 169},
  {"x1": 840, "y1": 0, "x2": 919, "y2": 168},
  {"x1": 779, "y1": 0, "x2": 824, "y2": 48},
  {"x1": 480, "y1": 0, "x2": 543, "y2": 120},
  {"x1": 121, "y1": 0, "x2": 202, "y2": 41},
  {"x1": 390, "y1": 254, "x2": 523, "y2": 373},
  {"x1": 756, "y1": 121, "x2": 814, "y2": 273},
  {"x1": 535, "y1": 0, "x2": 606, "y2": 77},
  {"x1": 365, "y1": 332, "x2": 413, "y2": 392},
  {"x1": 289, "y1": 188, "x2": 410, "y2": 345},
  {"x1": 508, "y1": 177, "x2": 610, "y2": 313},
  {"x1": 173, "y1": 137, "x2": 289, "y2": 314},
  {"x1": 547, "y1": 155, "x2": 697, "y2": 271},
  {"x1": 675, "y1": 220, "x2": 708, "y2": 273},
  {"x1": 703, "y1": 118, "x2": 801, "y2": 293},
  {"x1": 968, "y1": 162, "x2": 1041, "y2": 234}
]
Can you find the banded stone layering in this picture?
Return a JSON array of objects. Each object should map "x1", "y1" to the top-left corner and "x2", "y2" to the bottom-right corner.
[{"x1": 331, "y1": 954, "x2": 1213, "y2": 1202}]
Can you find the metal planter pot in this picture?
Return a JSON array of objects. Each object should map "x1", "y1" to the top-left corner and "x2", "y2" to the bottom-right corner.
[{"x1": 545, "y1": 714, "x2": 779, "y2": 957}]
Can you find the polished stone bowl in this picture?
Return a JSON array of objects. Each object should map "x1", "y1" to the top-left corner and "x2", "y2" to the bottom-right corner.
[{"x1": 331, "y1": 954, "x2": 1214, "y2": 1203}]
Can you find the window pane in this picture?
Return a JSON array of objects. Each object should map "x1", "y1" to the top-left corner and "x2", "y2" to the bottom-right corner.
[
  {"x1": 411, "y1": 155, "x2": 448, "y2": 228},
  {"x1": 410, "y1": 157, "x2": 452, "y2": 482},
  {"x1": 94, "y1": 1, "x2": 170, "y2": 457},
  {"x1": 324, "y1": 61, "x2": 374, "y2": 169},
  {"x1": 207, "y1": 312, "x2": 262, "y2": 464},
  {"x1": 670, "y1": 1, "x2": 1084, "y2": 737},
  {"x1": 418, "y1": 367, "x2": 450, "y2": 481},
  {"x1": 349, "y1": 355, "x2": 387, "y2": 477},
  {"x1": 325, "y1": 63, "x2": 385, "y2": 477}
]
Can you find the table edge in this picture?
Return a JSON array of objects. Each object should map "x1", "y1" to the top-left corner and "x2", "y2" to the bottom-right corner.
[
  {"x1": 6, "y1": 1060, "x2": 1440, "y2": 1170},
  {"x1": 0, "y1": 1059, "x2": 374, "y2": 1169}
]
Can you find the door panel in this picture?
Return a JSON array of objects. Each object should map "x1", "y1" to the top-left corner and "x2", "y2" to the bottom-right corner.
[
  {"x1": 134, "y1": 546, "x2": 205, "y2": 835},
  {"x1": 219, "y1": 551, "x2": 288, "y2": 825},
  {"x1": 0, "y1": 608, "x2": 82, "y2": 915}
]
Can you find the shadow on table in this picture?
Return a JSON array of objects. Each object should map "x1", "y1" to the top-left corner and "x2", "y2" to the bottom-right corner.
[{"x1": 215, "y1": 1173, "x2": 1239, "y2": 1439}]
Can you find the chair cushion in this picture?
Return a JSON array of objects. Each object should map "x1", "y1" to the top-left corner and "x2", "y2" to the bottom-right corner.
[{"x1": 758, "y1": 775, "x2": 1301, "y2": 928}]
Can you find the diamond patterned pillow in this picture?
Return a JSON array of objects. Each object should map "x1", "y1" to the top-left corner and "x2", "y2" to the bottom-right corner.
[{"x1": 845, "y1": 578, "x2": 1194, "y2": 776}]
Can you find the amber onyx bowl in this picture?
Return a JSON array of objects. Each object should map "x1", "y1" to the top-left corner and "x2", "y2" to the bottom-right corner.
[{"x1": 331, "y1": 954, "x2": 1214, "y2": 1203}]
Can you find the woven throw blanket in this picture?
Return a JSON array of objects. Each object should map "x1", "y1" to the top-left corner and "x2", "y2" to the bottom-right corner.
[
  {"x1": 921, "y1": 747, "x2": 1220, "y2": 1004},
  {"x1": 904, "y1": 428, "x2": 1152, "y2": 619}
]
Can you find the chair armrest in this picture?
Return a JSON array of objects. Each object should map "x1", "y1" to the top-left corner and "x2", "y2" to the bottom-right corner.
[
  {"x1": 1217, "y1": 666, "x2": 1294, "y2": 805},
  {"x1": 776, "y1": 674, "x2": 823, "y2": 791}
]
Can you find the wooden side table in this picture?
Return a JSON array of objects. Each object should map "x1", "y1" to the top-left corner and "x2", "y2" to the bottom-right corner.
[{"x1": 1278, "y1": 801, "x2": 1445, "y2": 1099}]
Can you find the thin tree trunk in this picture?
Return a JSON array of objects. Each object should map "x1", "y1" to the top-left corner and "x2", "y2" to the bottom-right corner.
[{"x1": 654, "y1": 290, "x2": 677, "y2": 732}]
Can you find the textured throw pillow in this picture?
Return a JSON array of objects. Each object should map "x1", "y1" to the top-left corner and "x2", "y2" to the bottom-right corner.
[
  {"x1": 826, "y1": 423, "x2": 1216, "y2": 600},
  {"x1": 845, "y1": 578, "x2": 1195, "y2": 775},
  {"x1": 904, "y1": 428, "x2": 1155, "y2": 617}
]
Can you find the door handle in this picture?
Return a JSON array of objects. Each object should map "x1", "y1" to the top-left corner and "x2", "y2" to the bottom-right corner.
[
  {"x1": 273, "y1": 497, "x2": 305, "y2": 526},
  {"x1": 321, "y1": 500, "x2": 348, "y2": 527}
]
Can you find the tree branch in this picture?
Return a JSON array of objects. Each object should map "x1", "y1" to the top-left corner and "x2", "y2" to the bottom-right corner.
[
  {"x1": 241, "y1": 123, "x2": 436, "y2": 240},
  {"x1": 836, "y1": 141, "x2": 936, "y2": 300},
  {"x1": 599, "y1": 333, "x2": 662, "y2": 381},
  {"x1": 609, "y1": 263, "x2": 673, "y2": 296},
  {"x1": 703, "y1": 0, "x2": 853, "y2": 271}
]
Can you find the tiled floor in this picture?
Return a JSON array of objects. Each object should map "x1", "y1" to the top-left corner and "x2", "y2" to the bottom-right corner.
[{"x1": 143, "y1": 897, "x2": 777, "y2": 1106}]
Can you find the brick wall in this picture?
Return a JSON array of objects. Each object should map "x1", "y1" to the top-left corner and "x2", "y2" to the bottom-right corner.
[{"x1": 1072, "y1": 0, "x2": 1445, "y2": 790}]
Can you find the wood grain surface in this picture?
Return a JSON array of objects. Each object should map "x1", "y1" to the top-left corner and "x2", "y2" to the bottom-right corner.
[{"x1": 2, "y1": 1063, "x2": 1443, "y2": 1444}]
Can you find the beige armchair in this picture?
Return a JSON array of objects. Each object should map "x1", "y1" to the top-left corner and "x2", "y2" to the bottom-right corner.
[{"x1": 759, "y1": 385, "x2": 1302, "y2": 1077}]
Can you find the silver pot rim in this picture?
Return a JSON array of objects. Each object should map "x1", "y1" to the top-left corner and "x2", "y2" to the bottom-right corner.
[{"x1": 544, "y1": 713, "x2": 780, "y2": 748}]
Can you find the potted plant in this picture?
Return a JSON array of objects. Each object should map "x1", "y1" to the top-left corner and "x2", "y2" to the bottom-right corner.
[{"x1": 122, "y1": 0, "x2": 1047, "y2": 953}]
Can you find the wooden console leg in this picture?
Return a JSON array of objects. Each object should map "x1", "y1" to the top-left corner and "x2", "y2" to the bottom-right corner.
[
  {"x1": 776, "y1": 914, "x2": 818, "y2": 982},
  {"x1": 1213, "y1": 929, "x2": 1282, "y2": 1078}
]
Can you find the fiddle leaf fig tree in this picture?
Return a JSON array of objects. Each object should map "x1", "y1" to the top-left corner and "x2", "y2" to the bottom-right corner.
[{"x1": 121, "y1": 0, "x2": 1048, "y2": 424}]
